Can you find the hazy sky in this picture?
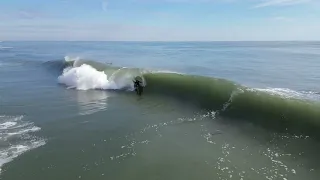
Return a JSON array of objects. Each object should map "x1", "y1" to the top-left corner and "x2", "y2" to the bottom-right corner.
[{"x1": 0, "y1": 0, "x2": 319, "y2": 41}]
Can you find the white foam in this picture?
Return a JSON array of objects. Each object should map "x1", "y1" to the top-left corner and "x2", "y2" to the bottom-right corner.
[
  {"x1": 0, "y1": 140, "x2": 45, "y2": 173},
  {"x1": 254, "y1": 88, "x2": 302, "y2": 98},
  {"x1": 0, "y1": 115, "x2": 45, "y2": 174},
  {"x1": 5, "y1": 126, "x2": 41, "y2": 137},
  {"x1": 151, "y1": 69, "x2": 184, "y2": 75},
  {"x1": 251, "y1": 88, "x2": 320, "y2": 101},
  {"x1": 0, "y1": 115, "x2": 23, "y2": 123},
  {"x1": 58, "y1": 64, "x2": 134, "y2": 91},
  {"x1": 0, "y1": 122, "x2": 17, "y2": 130},
  {"x1": 58, "y1": 64, "x2": 113, "y2": 90},
  {"x1": 0, "y1": 116, "x2": 23, "y2": 130},
  {"x1": 0, "y1": 116, "x2": 40, "y2": 140},
  {"x1": 64, "y1": 56, "x2": 80, "y2": 62}
]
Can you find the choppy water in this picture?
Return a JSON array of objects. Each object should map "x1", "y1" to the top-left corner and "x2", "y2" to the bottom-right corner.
[{"x1": 0, "y1": 41, "x2": 320, "y2": 180}]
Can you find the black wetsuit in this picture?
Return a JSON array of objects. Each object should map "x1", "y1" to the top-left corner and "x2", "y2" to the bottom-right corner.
[{"x1": 133, "y1": 80, "x2": 143, "y2": 95}]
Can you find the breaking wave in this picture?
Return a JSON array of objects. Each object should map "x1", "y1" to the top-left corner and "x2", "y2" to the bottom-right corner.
[{"x1": 48, "y1": 57, "x2": 320, "y2": 138}]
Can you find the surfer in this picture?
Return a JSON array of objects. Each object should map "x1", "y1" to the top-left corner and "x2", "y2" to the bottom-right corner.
[{"x1": 133, "y1": 78, "x2": 143, "y2": 96}]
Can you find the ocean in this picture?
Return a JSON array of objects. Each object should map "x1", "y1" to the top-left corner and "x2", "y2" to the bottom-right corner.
[{"x1": 0, "y1": 41, "x2": 320, "y2": 180}]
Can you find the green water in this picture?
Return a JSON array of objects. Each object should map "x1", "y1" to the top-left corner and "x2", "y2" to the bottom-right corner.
[{"x1": 1, "y1": 91, "x2": 320, "y2": 180}]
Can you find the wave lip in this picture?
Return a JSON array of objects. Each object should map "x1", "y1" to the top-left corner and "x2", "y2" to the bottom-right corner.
[
  {"x1": 0, "y1": 115, "x2": 45, "y2": 174},
  {"x1": 64, "y1": 56, "x2": 80, "y2": 62},
  {"x1": 253, "y1": 88, "x2": 320, "y2": 101}
]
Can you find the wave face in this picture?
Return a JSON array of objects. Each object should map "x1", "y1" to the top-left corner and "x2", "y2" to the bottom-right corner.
[
  {"x1": 144, "y1": 73, "x2": 320, "y2": 137},
  {"x1": 52, "y1": 58, "x2": 320, "y2": 138}
]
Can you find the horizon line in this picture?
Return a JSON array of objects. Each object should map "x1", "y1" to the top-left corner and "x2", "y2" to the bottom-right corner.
[{"x1": 2, "y1": 40, "x2": 320, "y2": 42}]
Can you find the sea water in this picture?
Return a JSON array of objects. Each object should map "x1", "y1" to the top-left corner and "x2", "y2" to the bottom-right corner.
[{"x1": 0, "y1": 41, "x2": 320, "y2": 180}]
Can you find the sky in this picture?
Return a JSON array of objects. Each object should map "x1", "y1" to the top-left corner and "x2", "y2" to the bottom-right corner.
[{"x1": 0, "y1": 0, "x2": 319, "y2": 41}]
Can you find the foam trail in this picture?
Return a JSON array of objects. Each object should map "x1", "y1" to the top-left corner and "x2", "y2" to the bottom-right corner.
[
  {"x1": 0, "y1": 122, "x2": 17, "y2": 130},
  {"x1": 0, "y1": 140, "x2": 45, "y2": 173},
  {"x1": 0, "y1": 116, "x2": 23, "y2": 128},
  {"x1": 0, "y1": 115, "x2": 45, "y2": 174},
  {"x1": 5, "y1": 126, "x2": 41, "y2": 137}
]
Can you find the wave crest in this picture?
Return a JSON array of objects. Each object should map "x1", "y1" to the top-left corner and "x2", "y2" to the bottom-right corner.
[{"x1": 58, "y1": 64, "x2": 135, "y2": 91}]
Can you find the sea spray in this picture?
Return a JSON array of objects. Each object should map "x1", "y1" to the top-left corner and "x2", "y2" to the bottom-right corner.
[
  {"x1": 58, "y1": 64, "x2": 113, "y2": 90},
  {"x1": 58, "y1": 64, "x2": 136, "y2": 91}
]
